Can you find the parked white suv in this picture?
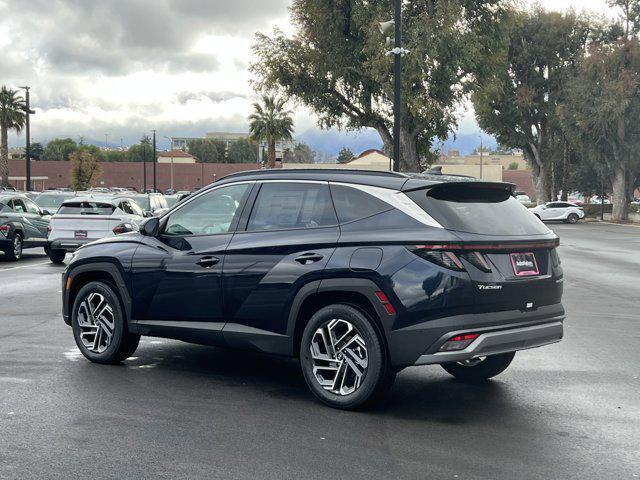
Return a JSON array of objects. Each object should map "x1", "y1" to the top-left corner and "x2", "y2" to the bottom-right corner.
[
  {"x1": 530, "y1": 202, "x2": 585, "y2": 224},
  {"x1": 46, "y1": 196, "x2": 145, "y2": 263}
]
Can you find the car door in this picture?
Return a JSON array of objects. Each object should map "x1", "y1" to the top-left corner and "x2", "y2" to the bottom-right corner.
[
  {"x1": 222, "y1": 181, "x2": 339, "y2": 351},
  {"x1": 23, "y1": 198, "x2": 49, "y2": 243},
  {"x1": 540, "y1": 203, "x2": 559, "y2": 220},
  {"x1": 10, "y1": 198, "x2": 41, "y2": 244},
  {"x1": 130, "y1": 182, "x2": 253, "y2": 345}
]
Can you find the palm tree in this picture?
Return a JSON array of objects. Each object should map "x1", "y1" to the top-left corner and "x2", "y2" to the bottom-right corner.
[
  {"x1": 249, "y1": 95, "x2": 294, "y2": 169},
  {"x1": 0, "y1": 86, "x2": 26, "y2": 186}
]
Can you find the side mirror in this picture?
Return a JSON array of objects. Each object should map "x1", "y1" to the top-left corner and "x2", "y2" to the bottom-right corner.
[
  {"x1": 141, "y1": 216, "x2": 160, "y2": 237},
  {"x1": 143, "y1": 210, "x2": 154, "y2": 218},
  {"x1": 113, "y1": 223, "x2": 135, "y2": 235},
  {"x1": 42, "y1": 209, "x2": 52, "y2": 216}
]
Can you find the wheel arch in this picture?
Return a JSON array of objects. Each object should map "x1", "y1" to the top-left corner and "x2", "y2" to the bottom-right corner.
[
  {"x1": 65, "y1": 262, "x2": 132, "y2": 330},
  {"x1": 287, "y1": 278, "x2": 393, "y2": 357}
]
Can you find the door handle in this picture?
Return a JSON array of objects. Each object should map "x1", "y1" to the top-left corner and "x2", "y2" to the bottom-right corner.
[
  {"x1": 295, "y1": 253, "x2": 324, "y2": 265},
  {"x1": 196, "y1": 256, "x2": 220, "y2": 268}
]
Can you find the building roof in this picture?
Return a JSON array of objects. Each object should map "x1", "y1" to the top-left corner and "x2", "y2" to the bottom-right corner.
[
  {"x1": 353, "y1": 149, "x2": 387, "y2": 161},
  {"x1": 158, "y1": 150, "x2": 197, "y2": 159}
]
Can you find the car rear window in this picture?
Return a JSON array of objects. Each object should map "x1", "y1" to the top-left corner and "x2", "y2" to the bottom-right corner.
[
  {"x1": 406, "y1": 184, "x2": 549, "y2": 236},
  {"x1": 57, "y1": 202, "x2": 115, "y2": 216},
  {"x1": 35, "y1": 194, "x2": 74, "y2": 210},
  {"x1": 0, "y1": 201, "x2": 10, "y2": 213},
  {"x1": 330, "y1": 184, "x2": 392, "y2": 223}
]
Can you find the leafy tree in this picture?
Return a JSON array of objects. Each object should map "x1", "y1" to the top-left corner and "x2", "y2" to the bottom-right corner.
[
  {"x1": 337, "y1": 147, "x2": 354, "y2": 164},
  {"x1": 283, "y1": 142, "x2": 315, "y2": 164},
  {"x1": 249, "y1": 95, "x2": 294, "y2": 168},
  {"x1": 100, "y1": 150, "x2": 127, "y2": 162},
  {"x1": 187, "y1": 138, "x2": 227, "y2": 163},
  {"x1": 227, "y1": 138, "x2": 258, "y2": 164},
  {"x1": 251, "y1": 0, "x2": 507, "y2": 172},
  {"x1": 0, "y1": 86, "x2": 26, "y2": 186},
  {"x1": 43, "y1": 138, "x2": 78, "y2": 161},
  {"x1": 561, "y1": 38, "x2": 640, "y2": 220},
  {"x1": 127, "y1": 135, "x2": 153, "y2": 163},
  {"x1": 508, "y1": 162, "x2": 519, "y2": 170},
  {"x1": 70, "y1": 149, "x2": 102, "y2": 190},
  {"x1": 30, "y1": 142, "x2": 44, "y2": 160},
  {"x1": 472, "y1": 8, "x2": 591, "y2": 203}
]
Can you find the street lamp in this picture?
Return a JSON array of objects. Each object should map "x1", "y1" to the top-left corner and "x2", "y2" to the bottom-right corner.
[
  {"x1": 104, "y1": 133, "x2": 109, "y2": 149},
  {"x1": 151, "y1": 130, "x2": 157, "y2": 193},
  {"x1": 379, "y1": 0, "x2": 408, "y2": 173},
  {"x1": 164, "y1": 135, "x2": 174, "y2": 191},
  {"x1": 478, "y1": 135, "x2": 484, "y2": 180},
  {"x1": 19, "y1": 86, "x2": 35, "y2": 191}
]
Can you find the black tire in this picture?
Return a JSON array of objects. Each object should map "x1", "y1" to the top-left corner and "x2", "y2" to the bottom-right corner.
[
  {"x1": 441, "y1": 352, "x2": 515, "y2": 382},
  {"x1": 46, "y1": 247, "x2": 66, "y2": 264},
  {"x1": 299, "y1": 304, "x2": 395, "y2": 410},
  {"x1": 566, "y1": 213, "x2": 579, "y2": 224},
  {"x1": 4, "y1": 232, "x2": 23, "y2": 261},
  {"x1": 71, "y1": 281, "x2": 140, "y2": 364}
]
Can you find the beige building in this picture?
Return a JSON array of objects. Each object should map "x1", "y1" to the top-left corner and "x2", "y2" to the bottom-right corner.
[
  {"x1": 441, "y1": 151, "x2": 528, "y2": 171},
  {"x1": 157, "y1": 150, "x2": 197, "y2": 164},
  {"x1": 285, "y1": 148, "x2": 503, "y2": 181}
]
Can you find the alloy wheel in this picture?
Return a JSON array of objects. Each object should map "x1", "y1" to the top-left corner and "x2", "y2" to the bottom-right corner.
[
  {"x1": 309, "y1": 319, "x2": 368, "y2": 396},
  {"x1": 77, "y1": 293, "x2": 115, "y2": 353},
  {"x1": 13, "y1": 236, "x2": 22, "y2": 258}
]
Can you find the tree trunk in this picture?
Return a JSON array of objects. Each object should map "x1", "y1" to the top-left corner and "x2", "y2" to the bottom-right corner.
[
  {"x1": 399, "y1": 127, "x2": 420, "y2": 172},
  {"x1": 0, "y1": 124, "x2": 8, "y2": 187},
  {"x1": 267, "y1": 139, "x2": 276, "y2": 169},
  {"x1": 611, "y1": 164, "x2": 630, "y2": 221},
  {"x1": 526, "y1": 146, "x2": 549, "y2": 204},
  {"x1": 560, "y1": 142, "x2": 570, "y2": 201}
]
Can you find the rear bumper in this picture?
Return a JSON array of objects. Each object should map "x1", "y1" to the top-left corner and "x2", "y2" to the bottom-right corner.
[
  {"x1": 414, "y1": 321, "x2": 563, "y2": 365},
  {"x1": 388, "y1": 303, "x2": 565, "y2": 367},
  {"x1": 48, "y1": 239, "x2": 93, "y2": 252}
]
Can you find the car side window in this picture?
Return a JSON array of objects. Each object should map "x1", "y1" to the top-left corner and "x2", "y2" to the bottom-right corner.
[
  {"x1": 119, "y1": 201, "x2": 134, "y2": 215},
  {"x1": 247, "y1": 182, "x2": 337, "y2": 231},
  {"x1": 12, "y1": 199, "x2": 26, "y2": 213},
  {"x1": 330, "y1": 184, "x2": 392, "y2": 223},
  {"x1": 24, "y1": 199, "x2": 41, "y2": 214},
  {"x1": 129, "y1": 201, "x2": 144, "y2": 217},
  {"x1": 164, "y1": 183, "x2": 250, "y2": 236}
]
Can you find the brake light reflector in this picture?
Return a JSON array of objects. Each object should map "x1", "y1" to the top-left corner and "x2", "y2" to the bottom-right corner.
[
  {"x1": 375, "y1": 291, "x2": 396, "y2": 315},
  {"x1": 439, "y1": 333, "x2": 480, "y2": 352},
  {"x1": 0, "y1": 224, "x2": 9, "y2": 237},
  {"x1": 410, "y1": 247, "x2": 465, "y2": 271}
]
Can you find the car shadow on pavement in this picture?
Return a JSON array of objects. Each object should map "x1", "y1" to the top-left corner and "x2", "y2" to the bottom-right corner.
[{"x1": 114, "y1": 340, "x2": 519, "y2": 423}]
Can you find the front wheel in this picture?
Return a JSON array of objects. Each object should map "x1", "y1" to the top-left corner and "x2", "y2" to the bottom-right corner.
[
  {"x1": 441, "y1": 352, "x2": 515, "y2": 382},
  {"x1": 46, "y1": 247, "x2": 66, "y2": 264},
  {"x1": 300, "y1": 304, "x2": 395, "y2": 410},
  {"x1": 72, "y1": 281, "x2": 140, "y2": 364}
]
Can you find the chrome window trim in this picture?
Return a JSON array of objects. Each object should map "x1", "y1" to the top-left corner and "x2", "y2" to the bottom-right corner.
[{"x1": 329, "y1": 182, "x2": 444, "y2": 229}]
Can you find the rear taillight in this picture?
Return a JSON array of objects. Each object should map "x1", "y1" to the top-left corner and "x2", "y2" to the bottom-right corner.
[
  {"x1": 46, "y1": 225, "x2": 52, "y2": 237},
  {"x1": 0, "y1": 224, "x2": 9, "y2": 237},
  {"x1": 462, "y1": 251, "x2": 492, "y2": 272},
  {"x1": 439, "y1": 333, "x2": 480, "y2": 352},
  {"x1": 410, "y1": 246, "x2": 465, "y2": 271},
  {"x1": 113, "y1": 223, "x2": 134, "y2": 235}
]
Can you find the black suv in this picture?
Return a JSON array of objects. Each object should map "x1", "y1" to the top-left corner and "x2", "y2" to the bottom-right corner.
[{"x1": 61, "y1": 170, "x2": 564, "y2": 409}]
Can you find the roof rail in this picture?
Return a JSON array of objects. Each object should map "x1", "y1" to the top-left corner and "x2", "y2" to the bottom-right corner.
[{"x1": 220, "y1": 168, "x2": 409, "y2": 180}]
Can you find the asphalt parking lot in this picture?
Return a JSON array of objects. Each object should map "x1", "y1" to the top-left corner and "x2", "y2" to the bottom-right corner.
[{"x1": 0, "y1": 222, "x2": 638, "y2": 480}]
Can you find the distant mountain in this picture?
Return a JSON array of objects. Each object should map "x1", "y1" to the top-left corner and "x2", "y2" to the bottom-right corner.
[{"x1": 296, "y1": 128, "x2": 497, "y2": 158}]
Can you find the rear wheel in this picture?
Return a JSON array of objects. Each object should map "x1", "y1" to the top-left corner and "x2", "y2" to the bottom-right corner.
[
  {"x1": 566, "y1": 213, "x2": 579, "y2": 224},
  {"x1": 46, "y1": 247, "x2": 66, "y2": 264},
  {"x1": 4, "y1": 232, "x2": 23, "y2": 261},
  {"x1": 71, "y1": 281, "x2": 140, "y2": 364},
  {"x1": 441, "y1": 352, "x2": 515, "y2": 382},
  {"x1": 300, "y1": 304, "x2": 395, "y2": 410}
]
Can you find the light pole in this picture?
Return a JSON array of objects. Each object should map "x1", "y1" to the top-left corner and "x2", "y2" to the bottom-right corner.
[
  {"x1": 478, "y1": 135, "x2": 484, "y2": 180},
  {"x1": 379, "y1": 0, "x2": 407, "y2": 173},
  {"x1": 19, "y1": 86, "x2": 35, "y2": 191},
  {"x1": 142, "y1": 138, "x2": 147, "y2": 193},
  {"x1": 151, "y1": 129, "x2": 157, "y2": 192},
  {"x1": 164, "y1": 135, "x2": 174, "y2": 191},
  {"x1": 104, "y1": 133, "x2": 109, "y2": 149}
]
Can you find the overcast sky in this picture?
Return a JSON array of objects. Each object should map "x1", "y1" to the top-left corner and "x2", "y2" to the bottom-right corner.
[{"x1": 0, "y1": 0, "x2": 614, "y2": 152}]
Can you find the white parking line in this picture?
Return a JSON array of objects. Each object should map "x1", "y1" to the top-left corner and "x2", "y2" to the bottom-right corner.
[{"x1": 0, "y1": 261, "x2": 51, "y2": 271}]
